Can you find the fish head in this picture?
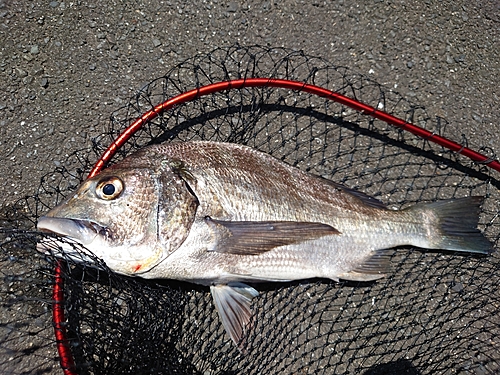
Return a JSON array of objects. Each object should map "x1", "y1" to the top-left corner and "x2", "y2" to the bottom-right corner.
[{"x1": 37, "y1": 154, "x2": 198, "y2": 276}]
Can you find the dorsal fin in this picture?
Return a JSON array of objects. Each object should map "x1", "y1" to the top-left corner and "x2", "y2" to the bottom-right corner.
[{"x1": 321, "y1": 178, "x2": 388, "y2": 210}]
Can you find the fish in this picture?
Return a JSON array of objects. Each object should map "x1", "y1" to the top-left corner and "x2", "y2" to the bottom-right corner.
[{"x1": 37, "y1": 141, "x2": 493, "y2": 349}]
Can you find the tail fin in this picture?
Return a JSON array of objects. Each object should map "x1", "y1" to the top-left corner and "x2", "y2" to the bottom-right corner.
[{"x1": 410, "y1": 196, "x2": 493, "y2": 254}]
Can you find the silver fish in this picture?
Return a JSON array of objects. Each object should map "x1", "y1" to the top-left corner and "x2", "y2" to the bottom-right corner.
[{"x1": 37, "y1": 141, "x2": 493, "y2": 348}]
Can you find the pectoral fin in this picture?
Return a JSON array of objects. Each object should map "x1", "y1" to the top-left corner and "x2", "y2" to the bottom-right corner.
[
  {"x1": 210, "y1": 283, "x2": 259, "y2": 350},
  {"x1": 205, "y1": 217, "x2": 340, "y2": 255}
]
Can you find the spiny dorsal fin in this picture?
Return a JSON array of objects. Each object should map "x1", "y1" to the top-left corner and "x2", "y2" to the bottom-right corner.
[{"x1": 205, "y1": 217, "x2": 340, "y2": 255}]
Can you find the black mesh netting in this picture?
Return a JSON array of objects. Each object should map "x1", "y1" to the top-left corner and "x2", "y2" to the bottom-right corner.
[{"x1": 1, "y1": 45, "x2": 499, "y2": 375}]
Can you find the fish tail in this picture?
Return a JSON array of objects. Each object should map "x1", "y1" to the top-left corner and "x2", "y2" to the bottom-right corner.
[{"x1": 410, "y1": 196, "x2": 493, "y2": 254}]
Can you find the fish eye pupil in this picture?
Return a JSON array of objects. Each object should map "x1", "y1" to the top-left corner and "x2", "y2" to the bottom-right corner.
[
  {"x1": 103, "y1": 183, "x2": 115, "y2": 196},
  {"x1": 96, "y1": 177, "x2": 123, "y2": 200}
]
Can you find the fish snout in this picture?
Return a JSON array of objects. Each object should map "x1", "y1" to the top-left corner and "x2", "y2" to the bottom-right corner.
[{"x1": 37, "y1": 216, "x2": 104, "y2": 245}]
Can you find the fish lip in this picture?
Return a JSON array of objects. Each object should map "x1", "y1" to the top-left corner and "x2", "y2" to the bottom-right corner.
[{"x1": 37, "y1": 216, "x2": 108, "y2": 245}]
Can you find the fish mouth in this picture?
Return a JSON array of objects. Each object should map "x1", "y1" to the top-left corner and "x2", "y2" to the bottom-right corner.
[{"x1": 37, "y1": 216, "x2": 107, "y2": 245}]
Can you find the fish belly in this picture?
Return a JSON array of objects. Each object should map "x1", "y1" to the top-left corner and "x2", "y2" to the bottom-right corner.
[
  {"x1": 148, "y1": 227, "x2": 413, "y2": 284},
  {"x1": 223, "y1": 232, "x2": 404, "y2": 283}
]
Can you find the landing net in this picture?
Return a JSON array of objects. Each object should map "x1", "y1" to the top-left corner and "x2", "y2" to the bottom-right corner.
[{"x1": 1, "y1": 45, "x2": 499, "y2": 375}]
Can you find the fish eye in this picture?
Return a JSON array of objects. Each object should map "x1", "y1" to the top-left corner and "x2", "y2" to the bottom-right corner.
[{"x1": 96, "y1": 177, "x2": 124, "y2": 200}]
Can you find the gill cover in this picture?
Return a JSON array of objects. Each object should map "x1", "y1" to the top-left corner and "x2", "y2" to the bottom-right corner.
[{"x1": 155, "y1": 159, "x2": 199, "y2": 258}]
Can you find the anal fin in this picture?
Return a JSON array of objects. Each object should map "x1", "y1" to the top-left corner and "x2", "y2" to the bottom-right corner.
[
  {"x1": 338, "y1": 249, "x2": 392, "y2": 282},
  {"x1": 210, "y1": 283, "x2": 259, "y2": 351}
]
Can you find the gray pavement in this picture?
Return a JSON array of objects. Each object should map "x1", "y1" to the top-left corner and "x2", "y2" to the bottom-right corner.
[{"x1": 0, "y1": 1, "x2": 498, "y2": 374}]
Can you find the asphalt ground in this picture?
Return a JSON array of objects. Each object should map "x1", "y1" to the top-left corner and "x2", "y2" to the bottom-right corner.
[{"x1": 0, "y1": 1, "x2": 499, "y2": 374}]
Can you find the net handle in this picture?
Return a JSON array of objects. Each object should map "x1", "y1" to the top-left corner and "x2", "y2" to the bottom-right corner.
[{"x1": 54, "y1": 77, "x2": 500, "y2": 375}]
